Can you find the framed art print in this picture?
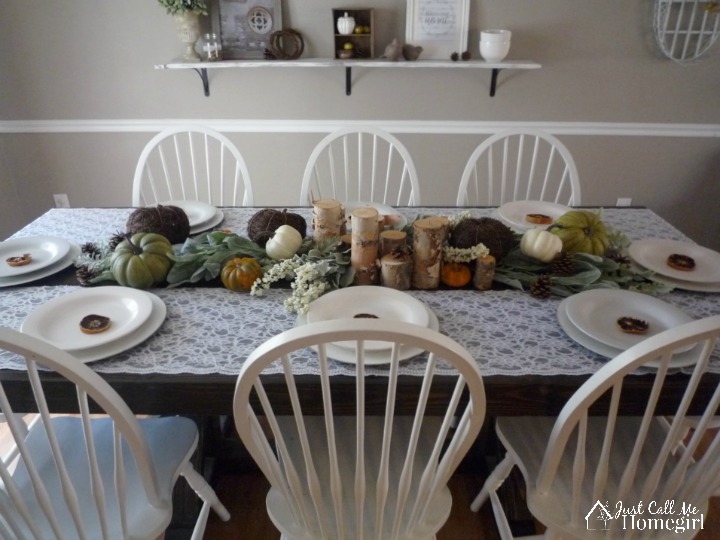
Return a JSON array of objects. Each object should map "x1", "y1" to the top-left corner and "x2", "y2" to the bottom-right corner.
[
  {"x1": 406, "y1": 0, "x2": 470, "y2": 60},
  {"x1": 211, "y1": 0, "x2": 283, "y2": 59}
]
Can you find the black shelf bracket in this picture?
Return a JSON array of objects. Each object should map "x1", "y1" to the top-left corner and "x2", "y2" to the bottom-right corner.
[
  {"x1": 490, "y1": 68, "x2": 500, "y2": 97},
  {"x1": 345, "y1": 66, "x2": 352, "y2": 96},
  {"x1": 193, "y1": 68, "x2": 210, "y2": 97}
]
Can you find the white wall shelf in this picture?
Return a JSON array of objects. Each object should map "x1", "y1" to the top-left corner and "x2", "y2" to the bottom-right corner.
[{"x1": 154, "y1": 58, "x2": 541, "y2": 98}]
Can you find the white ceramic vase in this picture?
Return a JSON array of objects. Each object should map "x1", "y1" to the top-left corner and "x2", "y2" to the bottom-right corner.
[
  {"x1": 337, "y1": 12, "x2": 356, "y2": 35},
  {"x1": 175, "y1": 11, "x2": 202, "y2": 61},
  {"x1": 480, "y1": 29, "x2": 511, "y2": 62}
]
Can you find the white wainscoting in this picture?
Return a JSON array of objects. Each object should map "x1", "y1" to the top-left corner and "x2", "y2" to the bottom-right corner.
[{"x1": 1, "y1": 119, "x2": 719, "y2": 138}]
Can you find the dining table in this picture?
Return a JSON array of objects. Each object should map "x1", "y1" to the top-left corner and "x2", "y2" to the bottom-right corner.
[{"x1": 1, "y1": 205, "x2": 719, "y2": 420}]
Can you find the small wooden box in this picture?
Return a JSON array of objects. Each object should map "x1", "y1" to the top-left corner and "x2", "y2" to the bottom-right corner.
[{"x1": 332, "y1": 8, "x2": 375, "y2": 59}]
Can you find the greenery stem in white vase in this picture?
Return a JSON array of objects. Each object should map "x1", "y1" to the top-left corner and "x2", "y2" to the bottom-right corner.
[{"x1": 157, "y1": 0, "x2": 208, "y2": 61}]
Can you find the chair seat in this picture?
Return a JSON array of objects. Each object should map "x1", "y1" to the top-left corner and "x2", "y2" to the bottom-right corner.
[
  {"x1": 269, "y1": 416, "x2": 451, "y2": 540},
  {"x1": 11, "y1": 416, "x2": 198, "y2": 540},
  {"x1": 496, "y1": 416, "x2": 708, "y2": 539}
]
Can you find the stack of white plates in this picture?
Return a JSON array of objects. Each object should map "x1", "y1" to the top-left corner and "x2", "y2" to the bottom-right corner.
[
  {"x1": 628, "y1": 239, "x2": 720, "y2": 292},
  {"x1": 496, "y1": 200, "x2": 570, "y2": 231},
  {"x1": 161, "y1": 200, "x2": 224, "y2": 235},
  {"x1": 557, "y1": 289, "x2": 698, "y2": 368},
  {"x1": 0, "y1": 236, "x2": 80, "y2": 288},
  {"x1": 298, "y1": 286, "x2": 437, "y2": 365},
  {"x1": 21, "y1": 286, "x2": 167, "y2": 363}
]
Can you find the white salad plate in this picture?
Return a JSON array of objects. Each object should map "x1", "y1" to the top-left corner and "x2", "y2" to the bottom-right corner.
[
  {"x1": 71, "y1": 293, "x2": 167, "y2": 364},
  {"x1": 0, "y1": 236, "x2": 73, "y2": 278},
  {"x1": 564, "y1": 289, "x2": 694, "y2": 352},
  {"x1": 0, "y1": 243, "x2": 81, "y2": 288},
  {"x1": 344, "y1": 202, "x2": 408, "y2": 230},
  {"x1": 628, "y1": 239, "x2": 720, "y2": 283},
  {"x1": 161, "y1": 200, "x2": 216, "y2": 228},
  {"x1": 190, "y1": 209, "x2": 224, "y2": 235},
  {"x1": 297, "y1": 303, "x2": 439, "y2": 365},
  {"x1": 497, "y1": 200, "x2": 570, "y2": 230},
  {"x1": 557, "y1": 297, "x2": 699, "y2": 369},
  {"x1": 160, "y1": 200, "x2": 225, "y2": 235},
  {"x1": 306, "y1": 286, "x2": 430, "y2": 351},
  {"x1": 21, "y1": 286, "x2": 154, "y2": 352}
]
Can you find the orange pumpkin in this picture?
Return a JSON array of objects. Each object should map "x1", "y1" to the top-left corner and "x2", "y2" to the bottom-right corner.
[
  {"x1": 441, "y1": 262, "x2": 472, "y2": 288},
  {"x1": 221, "y1": 257, "x2": 263, "y2": 292}
]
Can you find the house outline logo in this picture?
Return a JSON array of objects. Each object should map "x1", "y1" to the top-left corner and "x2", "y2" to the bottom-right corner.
[{"x1": 586, "y1": 500, "x2": 613, "y2": 531}]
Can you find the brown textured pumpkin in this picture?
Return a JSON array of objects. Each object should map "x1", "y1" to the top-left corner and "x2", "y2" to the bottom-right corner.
[
  {"x1": 221, "y1": 257, "x2": 263, "y2": 292},
  {"x1": 448, "y1": 217, "x2": 517, "y2": 262},
  {"x1": 126, "y1": 205, "x2": 190, "y2": 245},
  {"x1": 247, "y1": 208, "x2": 307, "y2": 246},
  {"x1": 441, "y1": 262, "x2": 472, "y2": 288}
]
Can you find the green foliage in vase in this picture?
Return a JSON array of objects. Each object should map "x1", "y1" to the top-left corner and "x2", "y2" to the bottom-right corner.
[{"x1": 157, "y1": 0, "x2": 208, "y2": 16}]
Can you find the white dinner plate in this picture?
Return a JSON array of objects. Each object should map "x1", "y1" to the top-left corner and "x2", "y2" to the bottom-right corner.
[
  {"x1": 189, "y1": 208, "x2": 225, "y2": 235},
  {"x1": 564, "y1": 289, "x2": 694, "y2": 352},
  {"x1": 628, "y1": 239, "x2": 720, "y2": 283},
  {"x1": 0, "y1": 236, "x2": 73, "y2": 278},
  {"x1": 21, "y1": 286, "x2": 154, "y2": 351},
  {"x1": 0, "y1": 244, "x2": 81, "y2": 288},
  {"x1": 344, "y1": 202, "x2": 408, "y2": 230},
  {"x1": 557, "y1": 297, "x2": 700, "y2": 369},
  {"x1": 497, "y1": 200, "x2": 571, "y2": 230},
  {"x1": 71, "y1": 293, "x2": 167, "y2": 364},
  {"x1": 161, "y1": 200, "x2": 217, "y2": 228},
  {"x1": 306, "y1": 286, "x2": 430, "y2": 351},
  {"x1": 297, "y1": 304, "x2": 439, "y2": 365}
]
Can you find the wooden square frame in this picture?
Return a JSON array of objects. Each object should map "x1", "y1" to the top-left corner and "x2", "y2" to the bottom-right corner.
[
  {"x1": 405, "y1": 0, "x2": 470, "y2": 60},
  {"x1": 211, "y1": 0, "x2": 283, "y2": 59}
]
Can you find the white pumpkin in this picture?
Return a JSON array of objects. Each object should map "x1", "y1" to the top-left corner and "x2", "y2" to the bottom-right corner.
[
  {"x1": 265, "y1": 225, "x2": 303, "y2": 261},
  {"x1": 520, "y1": 228, "x2": 563, "y2": 263}
]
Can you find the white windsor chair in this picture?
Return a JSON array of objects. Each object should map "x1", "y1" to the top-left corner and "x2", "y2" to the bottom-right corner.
[
  {"x1": 456, "y1": 129, "x2": 581, "y2": 207},
  {"x1": 233, "y1": 318, "x2": 486, "y2": 540},
  {"x1": 471, "y1": 315, "x2": 720, "y2": 540},
  {"x1": 131, "y1": 126, "x2": 254, "y2": 207},
  {"x1": 299, "y1": 127, "x2": 421, "y2": 206},
  {"x1": 0, "y1": 327, "x2": 230, "y2": 540}
]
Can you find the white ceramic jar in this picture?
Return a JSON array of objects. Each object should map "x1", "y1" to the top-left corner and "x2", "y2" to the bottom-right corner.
[
  {"x1": 480, "y1": 29, "x2": 511, "y2": 62},
  {"x1": 337, "y1": 12, "x2": 356, "y2": 35}
]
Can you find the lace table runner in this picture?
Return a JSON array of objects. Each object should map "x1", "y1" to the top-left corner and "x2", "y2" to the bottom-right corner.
[{"x1": 2, "y1": 207, "x2": 717, "y2": 377}]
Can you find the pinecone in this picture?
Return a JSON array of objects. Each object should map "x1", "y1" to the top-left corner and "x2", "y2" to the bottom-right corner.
[
  {"x1": 76, "y1": 265, "x2": 98, "y2": 287},
  {"x1": 80, "y1": 242, "x2": 101, "y2": 258},
  {"x1": 530, "y1": 275, "x2": 553, "y2": 299},
  {"x1": 108, "y1": 231, "x2": 127, "y2": 251},
  {"x1": 550, "y1": 251, "x2": 576, "y2": 276},
  {"x1": 450, "y1": 52, "x2": 459, "y2": 61},
  {"x1": 461, "y1": 50, "x2": 471, "y2": 60}
]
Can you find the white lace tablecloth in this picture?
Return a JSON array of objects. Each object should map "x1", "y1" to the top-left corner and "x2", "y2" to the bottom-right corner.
[{"x1": 2, "y1": 207, "x2": 718, "y2": 377}]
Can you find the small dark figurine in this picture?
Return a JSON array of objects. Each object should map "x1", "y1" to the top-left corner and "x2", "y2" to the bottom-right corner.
[
  {"x1": 402, "y1": 44, "x2": 423, "y2": 61},
  {"x1": 382, "y1": 38, "x2": 403, "y2": 61}
]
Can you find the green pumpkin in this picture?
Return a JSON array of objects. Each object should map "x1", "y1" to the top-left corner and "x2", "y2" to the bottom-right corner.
[
  {"x1": 111, "y1": 233, "x2": 173, "y2": 288},
  {"x1": 549, "y1": 210, "x2": 609, "y2": 256}
]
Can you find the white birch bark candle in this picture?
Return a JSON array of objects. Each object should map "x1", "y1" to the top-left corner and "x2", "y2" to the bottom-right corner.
[{"x1": 351, "y1": 207, "x2": 380, "y2": 285}]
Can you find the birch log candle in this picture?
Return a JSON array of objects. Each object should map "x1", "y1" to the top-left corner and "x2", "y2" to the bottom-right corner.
[
  {"x1": 312, "y1": 199, "x2": 346, "y2": 242},
  {"x1": 380, "y1": 230, "x2": 407, "y2": 257},
  {"x1": 474, "y1": 254, "x2": 496, "y2": 290},
  {"x1": 351, "y1": 207, "x2": 380, "y2": 285},
  {"x1": 381, "y1": 252, "x2": 413, "y2": 290},
  {"x1": 412, "y1": 216, "x2": 449, "y2": 289}
]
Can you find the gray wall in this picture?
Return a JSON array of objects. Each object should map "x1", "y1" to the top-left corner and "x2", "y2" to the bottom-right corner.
[{"x1": 1, "y1": 1, "x2": 719, "y2": 249}]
